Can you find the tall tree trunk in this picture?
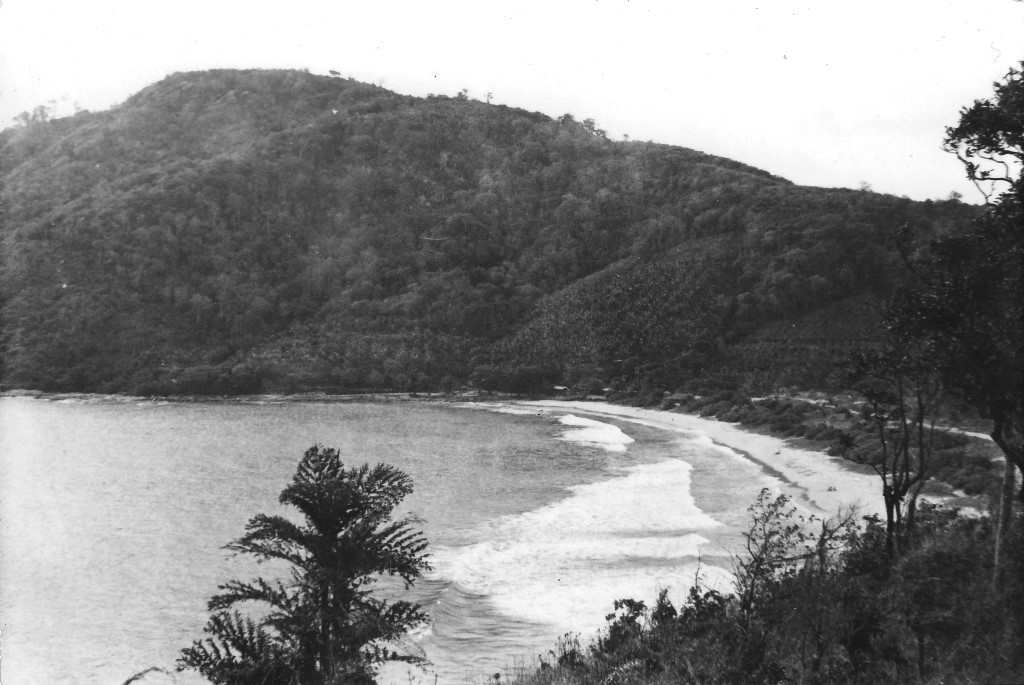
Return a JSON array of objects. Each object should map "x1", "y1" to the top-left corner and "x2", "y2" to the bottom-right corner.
[
  {"x1": 884, "y1": 492, "x2": 897, "y2": 557},
  {"x1": 991, "y1": 416, "x2": 1022, "y2": 588},
  {"x1": 320, "y1": 588, "x2": 332, "y2": 683},
  {"x1": 993, "y1": 456, "x2": 1016, "y2": 587}
]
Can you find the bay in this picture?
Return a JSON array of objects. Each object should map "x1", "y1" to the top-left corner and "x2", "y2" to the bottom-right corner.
[{"x1": 0, "y1": 396, "x2": 770, "y2": 684}]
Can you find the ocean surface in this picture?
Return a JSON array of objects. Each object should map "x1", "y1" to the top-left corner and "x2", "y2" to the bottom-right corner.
[{"x1": 0, "y1": 396, "x2": 783, "y2": 684}]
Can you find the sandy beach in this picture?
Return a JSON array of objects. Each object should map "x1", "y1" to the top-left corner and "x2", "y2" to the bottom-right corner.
[
  {"x1": 489, "y1": 399, "x2": 892, "y2": 519},
  {"x1": 503, "y1": 399, "x2": 992, "y2": 523}
]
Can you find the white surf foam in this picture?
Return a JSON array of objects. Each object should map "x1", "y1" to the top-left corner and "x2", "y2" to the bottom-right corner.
[
  {"x1": 434, "y1": 458, "x2": 728, "y2": 636},
  {"x1": 519, "y1": 400, "x2": 888, "y2": 518},
  {"x1": 459, "y1": 402, "x2": 636, "y2": 452},
  {"x1": 556, "y1": 414, "x2": 636, "y2": 453}
]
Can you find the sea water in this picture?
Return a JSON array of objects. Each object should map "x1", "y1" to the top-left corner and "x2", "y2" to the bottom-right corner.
[{"x1": 0, "y1": 396, "x2": 780, "y2": 684}]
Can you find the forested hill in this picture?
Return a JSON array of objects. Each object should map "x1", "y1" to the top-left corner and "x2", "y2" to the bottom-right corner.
[{"x1": 0, "y1": 69, "x2": 976, "y2": 395}]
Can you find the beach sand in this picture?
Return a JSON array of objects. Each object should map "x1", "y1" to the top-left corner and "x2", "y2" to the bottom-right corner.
[{"x1": 504, "y1": 399, "x2": 893, "y2": 519}]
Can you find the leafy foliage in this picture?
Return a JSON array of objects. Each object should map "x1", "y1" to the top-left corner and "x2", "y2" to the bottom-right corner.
[
  {"x1": 515, "y1": 495, "x2": 1024, "y2": 685},
  {"x1": 178, "y1": 445, "x2": 430, "y2": 684},
  {"x1": 0, "y1": 69, "x2": 975, "y2": 395},
  {"x1": 902, "y1": 63, "x2": 1024, "y2": 482},
  {"x1": 889, "y1": 62, "x2": 1024, "y2": 581}
]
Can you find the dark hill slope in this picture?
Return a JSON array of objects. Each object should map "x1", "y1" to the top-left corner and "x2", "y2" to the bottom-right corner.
[
  {"x1": 0, "y1": 69, "x2": 974, "y2": 394},
  {"x1": 500, "y1": 183, "x2": 959, "y2": 395}
]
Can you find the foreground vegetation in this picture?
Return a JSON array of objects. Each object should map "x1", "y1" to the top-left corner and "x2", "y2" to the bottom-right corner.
[
  {"x1": 179, "y1": 446, "x2": 431, "y2": 684},
  {"x1": 505, "y1": 497, "x2": 1024, "y2": 685}
]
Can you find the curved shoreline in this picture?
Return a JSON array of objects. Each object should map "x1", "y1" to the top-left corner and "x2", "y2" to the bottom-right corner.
[
  {"x1": 3, "y1": 391, "x2": 884, "y2": 516},
  {"x1": 502, "y1": 399, "x2": 888, "y2": 518},
  {"x1": 2, "y1": 390, "x2": 973, "y2": 519},
  {"x1": 501, "y1": 399, "x2": 988, "y2": 520}
]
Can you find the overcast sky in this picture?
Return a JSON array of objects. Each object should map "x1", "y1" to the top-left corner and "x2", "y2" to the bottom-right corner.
[{"x1": 2, "y1": 0, "x2": 1022, "y2": 201}]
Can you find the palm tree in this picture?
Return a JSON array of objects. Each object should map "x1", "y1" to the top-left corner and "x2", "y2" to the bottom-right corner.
[{"x1": 179, "y1": 445, "x2": 431, "y2": 684}]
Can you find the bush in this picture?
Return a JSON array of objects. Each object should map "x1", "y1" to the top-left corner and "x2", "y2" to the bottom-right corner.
[{"x1": 510, "y1": 495, "x2": 1024, "y2": 685}]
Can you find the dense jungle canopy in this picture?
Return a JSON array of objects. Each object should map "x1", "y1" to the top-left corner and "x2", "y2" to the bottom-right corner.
[{"x1": 0, "y1": 69, "x2": 977, "y2": 395}]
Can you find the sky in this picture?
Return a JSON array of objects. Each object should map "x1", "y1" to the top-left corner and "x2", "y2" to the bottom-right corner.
[{"x1": 1, "y1": 0, "x2": 1022, "y2": 201}]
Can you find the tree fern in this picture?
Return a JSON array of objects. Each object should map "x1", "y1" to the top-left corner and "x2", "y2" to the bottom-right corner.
[{"x1": 179, "y1": 445, "x2": 431, "y2": 684}]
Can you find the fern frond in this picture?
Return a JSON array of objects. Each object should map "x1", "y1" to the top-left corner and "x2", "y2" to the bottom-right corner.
[{"x1": 209, "y1": 577, "x2": 293, "y2": 612}]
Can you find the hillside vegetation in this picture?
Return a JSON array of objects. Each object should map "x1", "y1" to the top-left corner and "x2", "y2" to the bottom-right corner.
[{"x1": 0, "y1": 69, "x2": 975, "y2": 395}]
